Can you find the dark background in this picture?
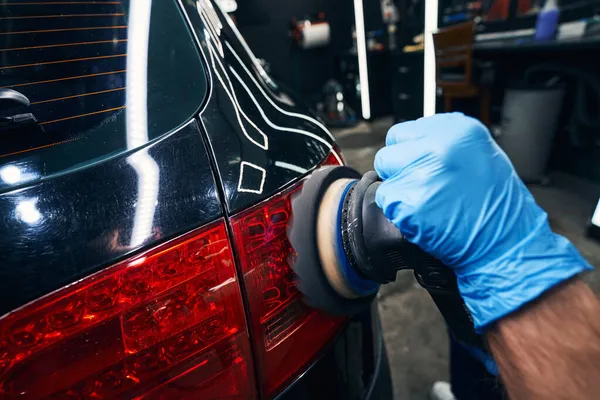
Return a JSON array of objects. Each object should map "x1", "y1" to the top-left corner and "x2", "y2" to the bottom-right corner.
[{"x1": 235, "y1": 0, "x2": 387, "y2": 97}]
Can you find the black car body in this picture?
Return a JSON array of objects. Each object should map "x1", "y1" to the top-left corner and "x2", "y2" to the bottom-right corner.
[{"x1": 0, "y1": 1, "x2": 392, "y2": 398}]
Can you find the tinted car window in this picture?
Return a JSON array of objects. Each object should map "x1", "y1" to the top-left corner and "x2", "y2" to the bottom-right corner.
[{"x1": 0, "y1": 0, "x2": 207, "y2": 190}]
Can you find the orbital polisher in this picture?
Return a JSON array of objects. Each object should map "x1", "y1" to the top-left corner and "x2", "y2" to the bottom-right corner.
[{"x1": 289, "y1": 166, "x2": 481, "y2": 347}]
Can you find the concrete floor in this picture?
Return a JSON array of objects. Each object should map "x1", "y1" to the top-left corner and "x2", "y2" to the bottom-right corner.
[{"x1": 332, "y1": 118, "x2": 600, "y2": 399}]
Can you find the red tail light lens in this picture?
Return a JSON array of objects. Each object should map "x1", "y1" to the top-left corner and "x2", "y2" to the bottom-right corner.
[
  {"x1": 0, "y1": 220, "x2": 255, "y2": 399},
  {"x1": 231, "y1": 152, "x2": 346, "y2": 398},
  {"x1": 322, "y1": 150, "x2": 344, "y2": 167}
]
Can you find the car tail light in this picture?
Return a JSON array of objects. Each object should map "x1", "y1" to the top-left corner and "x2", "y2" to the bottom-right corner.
[
  {"x1": 0, "y1": 220, "x2": 255, "y2": 399},
  {"x1": 322, "y1": 149, "x2": 344, "y2": 167},
  {"x1": 231, "y1": 151, "x2": 346, "y2": 398}
]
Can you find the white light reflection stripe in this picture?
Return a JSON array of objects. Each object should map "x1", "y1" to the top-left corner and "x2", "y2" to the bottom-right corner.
[
  {"x1": 274, "y1": 161, "x2": 308, "y2": 174},
  {"x1": 126, "y1": 0, "x2": 159, "y2": 248},
  {"x1": 238, "y1": 161, "x2": 266, "y2": 194},
  {"x1": 197, "y1": 1, "x2": 224, "y2": 57},
  {"x1": 225, "y1": 42, "x2": 336, "y2": 142},
  {"x1": 424, "y1": 0, "x2": 438, "y2": 116},
  {"x1": 330, "y1": 150, "x2": 344, "y2": 165},
  {"x1": 217, "y1": 2, "x2": 283, "y2": 98},
  {"x1": 229, "y1": 66, "x2": 332, "y2": 148},
  {"x1": 592, "y1": 198, "x2": 600, "y2": 227},
  {"x1": 178, "y1": 0, "x2": 344, "y2": 169},
  {"x1": 126, "y1": 0, "x2": 151, "y2": 150},
  {"x1": 207, "y1": 39, "x2": 269, "y2": 150},
  {"x1": 353, "y1": 0, "x2": 371, "y2": 120}
]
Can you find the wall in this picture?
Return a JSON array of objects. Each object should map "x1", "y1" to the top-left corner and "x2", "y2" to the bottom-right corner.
[{"x1": 235, "y1": 0, "x2": 384, "y2": 98}]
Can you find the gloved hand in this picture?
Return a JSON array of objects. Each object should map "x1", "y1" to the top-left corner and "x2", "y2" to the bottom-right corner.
[{"x1": 374, "y1": 113, "x2": 592, "y2": 332}]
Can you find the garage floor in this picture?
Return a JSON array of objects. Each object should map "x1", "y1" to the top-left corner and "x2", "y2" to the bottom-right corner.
[{"x1": 332, "y1": 118, "x2": 600, "y2": 399}]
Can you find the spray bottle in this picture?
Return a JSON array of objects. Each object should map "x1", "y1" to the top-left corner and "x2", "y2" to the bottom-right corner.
[{"x1": 534, "y1": 0, "x2": 560, "y2": 41}]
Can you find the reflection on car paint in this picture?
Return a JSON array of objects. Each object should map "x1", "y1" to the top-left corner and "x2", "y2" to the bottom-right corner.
[
  {"x1": 198, "y1": 0, "x2": 270, "y2": 156},
  {"x1": 238, "y1": 161, "x2": 267, "y2": 194},
  {"x1": 224, "y1": 41, "x2": 337, "y2": 144},
  {"x1": 126, "y1": 0, "x2": 159, "y2": 247},
  {"x1": 0, "y1": 0, "x2": 207, "y2": 192},
  {"x1": 181, "y1": 0, "x2": 342, "y2": 213},
  {"x1": 0, "y1": 120, "x2": 222, "y2": 315},
  {"x1": 15, "y1": 198, "x2": 42, "y2": 225}
]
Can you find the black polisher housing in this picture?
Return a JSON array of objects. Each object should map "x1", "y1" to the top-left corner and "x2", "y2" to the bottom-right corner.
[
  {"x1": 289, "y1": 166, "x2": 485, "y2": 348},
  {"x1": 340, "y1": 171, "x2": 420, "y2": 284},
  {"x1": 288, "y1": 165, "x2": 454, "y2": 316}
]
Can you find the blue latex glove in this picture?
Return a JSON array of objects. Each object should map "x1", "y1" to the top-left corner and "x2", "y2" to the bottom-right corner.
[{"x1": 375, "y1": 113, "x2": 592, "y2": 332}]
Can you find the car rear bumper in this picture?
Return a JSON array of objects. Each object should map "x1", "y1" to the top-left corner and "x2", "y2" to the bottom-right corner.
[{"x1": 275, "y1": 303, "x2": 393, "y2": 400}]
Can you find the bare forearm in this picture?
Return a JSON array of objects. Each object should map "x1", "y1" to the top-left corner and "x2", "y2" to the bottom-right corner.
[{"x1": 487, "y1": 278, "x2": 600, "y2": 400}]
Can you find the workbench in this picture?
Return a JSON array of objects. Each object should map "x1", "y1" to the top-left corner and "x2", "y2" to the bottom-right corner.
[{"x1": 473, "y1": 35, "x2": 600, "y2": 53}]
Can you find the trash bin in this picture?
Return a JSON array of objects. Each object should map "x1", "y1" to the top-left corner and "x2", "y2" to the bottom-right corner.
[{"x1": 497, "y1": 86, "x2": 565, "y2": 182}]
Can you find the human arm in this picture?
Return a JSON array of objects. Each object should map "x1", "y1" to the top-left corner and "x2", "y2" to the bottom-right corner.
[
  {"x1": 488, "y1": 277, "x2": 600, "y2": 400},
  {"x1": 373, "y1": 113, "x2": 596, "y2": 393}
]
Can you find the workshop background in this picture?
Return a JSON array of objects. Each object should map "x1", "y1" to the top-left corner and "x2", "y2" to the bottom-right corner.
[{"x1": 226, "y1": 0, "x2": 600, "y2": 398}]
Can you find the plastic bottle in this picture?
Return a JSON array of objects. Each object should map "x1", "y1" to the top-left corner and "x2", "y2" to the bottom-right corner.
[{"x1": 534, "y1": 0, "x2": 560, "y2": 41}]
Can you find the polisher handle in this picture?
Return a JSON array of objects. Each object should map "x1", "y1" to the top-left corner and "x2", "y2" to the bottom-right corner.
[
  {"x1": 349, "y1": 172, "x2": 484, "y2": 348},
  {"x1": 413, "y1": 264, "x2": 484, "y2": 349}
]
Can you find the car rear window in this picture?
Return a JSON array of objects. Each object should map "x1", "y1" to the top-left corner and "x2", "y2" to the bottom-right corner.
[{"x1": 0, "y1": 0, "x2": 207, "y2": 190}]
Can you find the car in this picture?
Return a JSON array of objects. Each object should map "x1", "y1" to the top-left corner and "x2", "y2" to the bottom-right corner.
[{"x1": 0, "y1": 1, "x2": 393, "y2": 399}]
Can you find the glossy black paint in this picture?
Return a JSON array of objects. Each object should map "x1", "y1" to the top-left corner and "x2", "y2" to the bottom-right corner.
[
  {"x1": 0, "y1": 120, "x2": 222, "y2": 315},
  {"x1": 180, "y1": 0, "x2": 339, "y2": 214},
  {"x1": 0, "y1": 0, "x2": 207, "y2": 191},
  {"x1": 177, "y1": 4, "x2": 390, "y2": 399},
  {"x1": 277, "y1": 304, "x2": 393, "y2": 400},
  {"x1": 0, "y1": 1, "x2": 391, "y2": 398}
]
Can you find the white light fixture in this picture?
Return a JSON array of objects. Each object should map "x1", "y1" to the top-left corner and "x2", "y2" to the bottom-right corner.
[
  {"x1": 353, "y1": 0, "x2": 371, "y2": 120},
  {"x1": 592, "y1": 199, "x2": 600, "y2": 228},
  {"x1": 217, "y1": 0, "x2": 237, "y2": 13},
  {"x1": 423, "y1": 0, "x2": 438, "y2": 116}
]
